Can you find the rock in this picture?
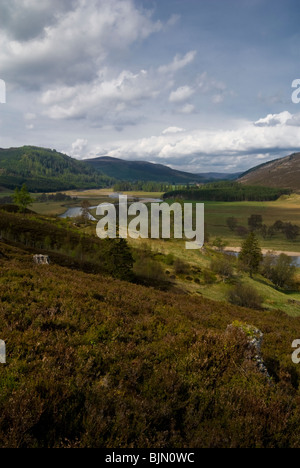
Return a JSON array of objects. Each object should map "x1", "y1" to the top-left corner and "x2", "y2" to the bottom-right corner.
[
  {"x1": 226, "y1": 322, "x2": 272, "y2": 382},
  {"x1": 33, "y1": 255, "x2": 50, "y2": 265},
  {"x1": 0, "y1": 340, "x2": 6, "y2": 364}
]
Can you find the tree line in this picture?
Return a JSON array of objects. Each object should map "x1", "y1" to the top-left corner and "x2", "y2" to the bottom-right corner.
[
  {"x1": 113, "y1": 180, "x2": 173, "y2": 192},
  {"x1": 163, "y1": 182, "x2": 291, "y2": 202},
  {"x1": 227, "y1": 214, "x2": 300, "y2": 241}
]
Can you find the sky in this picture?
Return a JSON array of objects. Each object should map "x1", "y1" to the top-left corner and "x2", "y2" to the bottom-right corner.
[{"x1": 0, "y1": 0, "x2": 300, "y2": 174}]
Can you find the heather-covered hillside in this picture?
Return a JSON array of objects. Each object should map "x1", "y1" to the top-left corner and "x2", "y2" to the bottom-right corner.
[{"x1": 1, "y1": 239, "x2": 300, "y2": 447}]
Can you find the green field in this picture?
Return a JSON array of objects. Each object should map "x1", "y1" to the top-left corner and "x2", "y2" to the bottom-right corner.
[
  {"x1": 31, "y1": 189, "x2": 164, "y2": 217},
  {"x1": 203, "y1": 194, "x2": 300, "y2": 252},
  {"x1": 88, "y1": 192, "x2": 300, "y2": 253}
]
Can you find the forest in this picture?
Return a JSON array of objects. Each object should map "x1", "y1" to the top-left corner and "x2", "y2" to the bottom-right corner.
[
  {"x1": 0, "y1": 147, "x2": 114, "y2": 191},
  {"x1": 163, "y1": 182, "x2": 291, "y2": 202}
]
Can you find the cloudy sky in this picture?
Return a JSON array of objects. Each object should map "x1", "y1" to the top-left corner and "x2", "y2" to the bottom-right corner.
[{"x1": 0, "y1": 0, "x2": 300, "y2": 173}]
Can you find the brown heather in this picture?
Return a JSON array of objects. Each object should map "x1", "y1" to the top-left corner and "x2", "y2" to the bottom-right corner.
[{"x1": 1, "y1": 240, "x2": 300, "y2": 448}]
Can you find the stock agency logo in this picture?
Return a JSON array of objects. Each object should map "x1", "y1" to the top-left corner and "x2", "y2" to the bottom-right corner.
[
  {"x1": 96, "y1": 196, "x2": 204, "y2": 250},
  {"x1": 0, "y1": 340, "x2": 6, "y2": 364},
  {"x1": 0, "y1": 79, "x2": 6, "y2": 104},
  {"x1": 292, "y1": 79, "x2": 300, "y2": 104},
  {"x1": 292, "y1": 340, "x2": 300, "y2": 364}
]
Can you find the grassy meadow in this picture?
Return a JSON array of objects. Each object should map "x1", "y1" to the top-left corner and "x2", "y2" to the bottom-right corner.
[
  {"x1": 31, "y1": 189, "x2": 164, "y2": 217},
  {"x1": 204, "y1": 194, "x2": 300, "y2": 252}
]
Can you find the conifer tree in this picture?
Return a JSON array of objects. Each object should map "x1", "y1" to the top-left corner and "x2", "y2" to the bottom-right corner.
[{"x1": 239, "y1": 232, "x2": 263, "y2": 278}]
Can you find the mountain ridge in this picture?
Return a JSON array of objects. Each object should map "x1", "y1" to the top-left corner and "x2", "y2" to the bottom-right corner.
[
  {"x1": 239, "y1": 152, "x2": 300, "y2": 191},
  {"x1": 84, "y1": 155, "x2": 239, "y2": 183},
  {"x1": 0, "y1": 146, "x2": 112, "y2": 192}
]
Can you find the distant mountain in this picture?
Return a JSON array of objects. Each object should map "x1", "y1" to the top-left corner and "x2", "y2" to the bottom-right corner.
[
  {"x1": 85, "y1": 156, "x2": 239, "y2": 184},
  {"x1": 85, "y1": 156, "x2": 202, "y2": 183},
  {"x1": 196, "y1": 172, "x2": 242, "y2": 181},
  {"x1": 0, "y1": 146, "x2": 112, "y2": 192},
  {"x1": 239, "y1": 152, "x2": 300, "y2": 191},
  {"x1": 0, "y1": 146, "x2": 241, "y2": 193}
]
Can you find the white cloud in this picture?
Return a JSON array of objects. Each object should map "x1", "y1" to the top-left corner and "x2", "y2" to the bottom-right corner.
[
  {"x1": 162, "y1": 127, "x2": 185, "y2": 134},
  {"x1": 212, "y1": 94, "x2": 224, "y2": 104},
  {"x1": 198, "y1": 72, "x2": 227, "y2": 93},
  {"x1": 41, "y1": 68, "x2": 169, "y2": 120},
  {"x1": 179, "y1": 104, "x2": 195, "y2": 114},
  {"x1": 166, "y1": 14, "x2": 181, "y2": 28},
  {"x1": 82, "y1": 112, "x2": 300, "y2": 172},
  {"x1": 70, "y1": 138, "x2": 88, "y2": 157},
  {"x1": 158, "y1": 51, "x2": 197, "y2": 74},
  {"x1": 254, "y1": 111, "x2": 293, "y2": 127},
  {"x1": 0, "y1": 0, "x2": 163, "y2": 88},
  {"x1": 169, "y1": 86, "x2": 195, "y2": 103}
]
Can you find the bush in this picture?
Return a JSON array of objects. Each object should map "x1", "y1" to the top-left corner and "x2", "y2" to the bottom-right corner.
[
  {"x1": 174, "y1": 258, "x2": 190, "y2": 275},
  {"x1": 164, "y1": 254, "x2": 175, "y2": 266},
  {"x1": 228, "y1": 284, "x2": 263, "y2": 309},
  {"x1": 211, "y1": 256, "x2": 234, "y2": 280},
  {"x1": 202, "y1": 269, "x2": 217, "y2": 284},
  {"x1": 235, "y1": 226, "x2": 249, "y2": 237},
  {"x1": 212, "y1": 237, "x2": 228, "y2": 252},
  {"x1": 226, "y1": 217, "x2": 238, "y2": 231},
  {"x1": 261, "y1": 253, "x2": 296, "y2": 290}
]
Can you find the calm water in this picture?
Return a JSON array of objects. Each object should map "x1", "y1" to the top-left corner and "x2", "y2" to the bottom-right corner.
[
  {"x1": 60, "y1": 195, "x2": 163, "y2": 220},
  {"x1": 59, "y1": 205, "x2": 107, "y2": 221}
]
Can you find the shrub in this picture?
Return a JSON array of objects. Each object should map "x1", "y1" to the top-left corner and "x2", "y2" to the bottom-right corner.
[
  {"x1": 174, "y1": 258, "x2": 190, "y2": 275},
  {"x1": 235, "y1": 226, "x2": 249, "y2": 237},
  {"x1": 248, "y1": 214, "x2": 263, "y2": 232},
  {"x1": 226, "y1": 217, "x2": 238, "y2": 231},
  {"x1": 261, "y1": 253, "x2": 296, "y2": 290},
  {"x1": 202, "y1": 269, "x2": 217, "y2": 284},
  {"x1": 210, "y1": 256, "x2": 234, "y2": 280},
  {"x1": 212, "y1": 237, "x2": 227, "y2": 252},
  {"x1": 164, "y1": 254, "x2": 175, "y2": 266},
  {"x1": 228, "y1": 284, "x2": 263, "y2": 309}
]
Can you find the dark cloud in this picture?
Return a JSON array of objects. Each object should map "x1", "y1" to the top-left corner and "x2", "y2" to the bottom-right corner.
[{"x1": 0, "y1": 0, "x2": 77, "y2": 41}]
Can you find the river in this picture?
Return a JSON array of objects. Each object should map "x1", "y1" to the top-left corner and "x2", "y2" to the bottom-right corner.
[{"x1": 59, "y1": 193, "x2": 163, "y2": 221}]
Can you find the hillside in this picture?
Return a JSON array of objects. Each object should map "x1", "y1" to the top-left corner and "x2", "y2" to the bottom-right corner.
[
  {"x1": 1, "y1": 209, "x2": 300, "y2": 447},
  {"x1": 85, "y1": 156, "x2": 238, "y2": 184},
  {"x1": 197, "y1": 171, "x2": 242, "y2": 180},
  {"x1": 2, "y1": 235, "x2": 300, "y2": 447},
  {"x1": 239, "y1": 152, "x2": 300, "y2": 191},
  {"x1": 0, "y1": 146, "x2": 113, "y2": 192}
]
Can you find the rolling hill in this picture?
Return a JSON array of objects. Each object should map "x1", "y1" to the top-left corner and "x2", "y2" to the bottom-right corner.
[
  {"x1": 0, "y1": 147, "x2": 240, "y2": 191},
  {"x1": 196, "y1": 171, "x2": 242, "y2": 180},
  {"x1": 0, "y1": 146, "x2": 112, "y2": 192},
  {"x1": 84, "y1": 156, "x2": 238, "y2": 184},
  {"x1": 239, "y1": 152, "x2": 300, "y2": 191},
  {"x1": 2, "y1": 210, "x2": 300, "y2": 447}
]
